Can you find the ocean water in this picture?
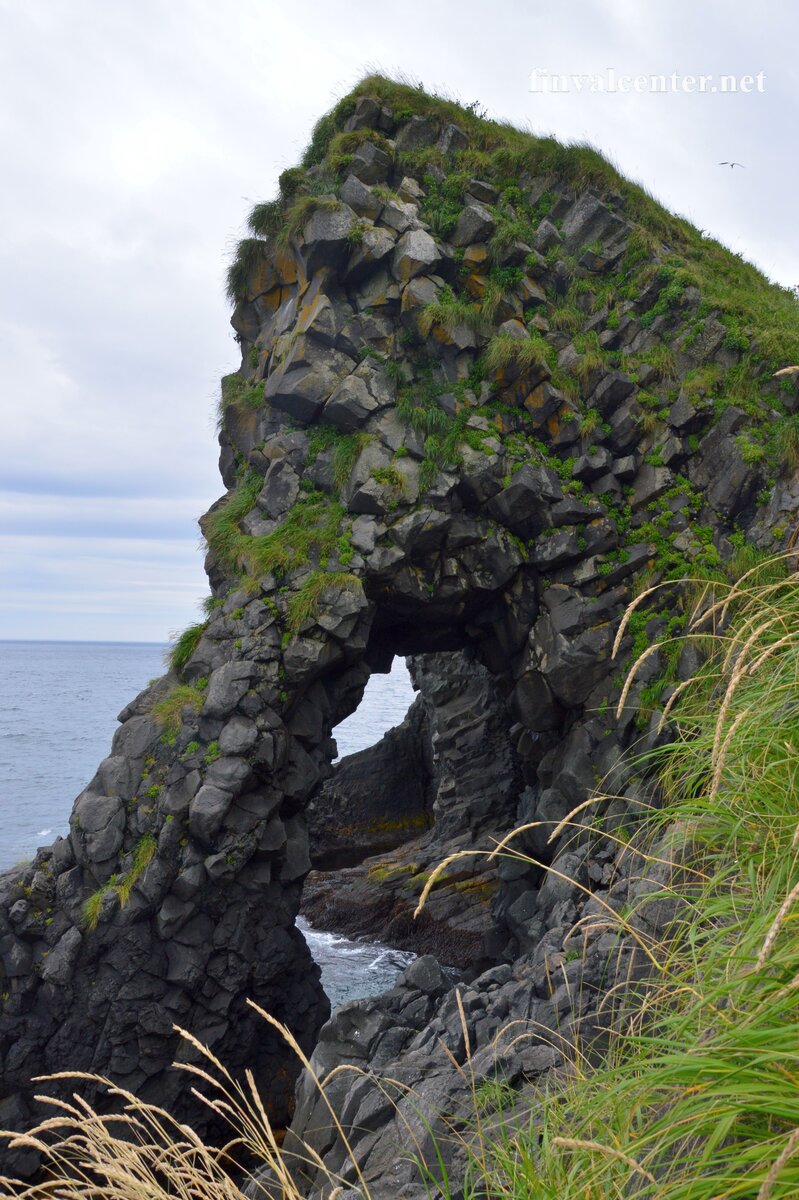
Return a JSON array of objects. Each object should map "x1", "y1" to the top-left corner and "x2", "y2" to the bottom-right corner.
[
  {"x1": 0, "y1": 641, "x2": 168, "y2": 870},
  {"x1": 0, "y1": 641, "x2": 417, "y2": 1005},
  {"x1": 333, "y1": 657, "x2": 416, "y2": 760},
  {"x1": 297, "y1": 917, "x2": 415, "y2": 1010}
]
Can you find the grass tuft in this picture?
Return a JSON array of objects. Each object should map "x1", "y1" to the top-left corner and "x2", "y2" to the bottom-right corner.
[
  {"x1": 418, "y1": 285, "x2": 489, "y2": 337},
  {"x1": 167, "y1": 622, "x2": 206, "y2": 675},
  {"x1": 225, "y1": 238, "x2": 267, "y2": 305},
  {"x1": 286, "y1": 570, "x2": 363, "y2": 632},
  {"x1": 484, "y1": 330, "x2": 553, "y2": 373},
  {"x1": 152, "y1": 684, "x2": 204, "y2": 742}
]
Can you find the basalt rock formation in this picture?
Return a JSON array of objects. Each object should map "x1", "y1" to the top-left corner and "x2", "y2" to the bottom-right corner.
[
  {"x1": 301, "y1": 648, "x2": 524, "y2": 964},
  {"x1": 2, "y1": 75, "x2": 799, "y2": 1182},
  {"x1": 304, "y1": 687, "x2": 434, "y2": 873}
]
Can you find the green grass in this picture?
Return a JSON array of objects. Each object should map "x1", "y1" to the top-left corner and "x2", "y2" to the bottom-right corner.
[
  {"x1": 563, "y1": 331, "x2": 608, "y2": 385},
  {"x1": 639, "y1": 343, "x2": 677, "y2": 382},
  {"x1": 151, "y1": 684, "x2": 204, "y2": 742},
  {"x1": 769, "y1": 413, "x2": 799, "y2": 473},
  {"x1": 488, "y1": 214, "x2": 532, "y2": 263},
  {"x1": 246, "y1": 496, "x2": 352, "y2": 578},
  {"x1": 578, "y1": 408, "x2": 601, "y2": 440},
  {"x1": 472, "y1": 564, "x2": 799, "y2": 1199},
  {"x1": 204, "y1": 469, "x2": 358, "y2": 583},
  {"x1": 325, "y1": 128, "x2": 394, "y2": 174},
  {"x1": 306, "y1": 424, "x2": 374, "y2": 492},
  {"x1": 225, "y1": 237, "x2": 266, "y2": 304},
  {"x1": 167, "y1": 622, "x2": 206, "y2": 674},
  {"x1": 217, "y1": 373, "x2": 264, "y2": 426},
  {"x1": 247, "y1": 198, "x2": 282, "y2": 238},
  {"x1": 203, "y1": 471, "x2": 263, "y2": 573},
  {"x1": 396, "y1": 364, "x2": 451, "y2": 439},
  {"x1": 418, "y1": 285, "x2": 489, "y2": 337},
  {"x1": 83, "y1": 836, "x2": 158, "y2": 930},
  {"x1": 276, "y1": 194, "x2": 342, "y2": 249},
  {"x1": 286, "y1": 570, "x2": 363, "y2": 633},
  {"x1": 332, "y1": 432, "x2": 372, "y2": 493},
  {"x1": 484, "y1": 330, "x2": 553, "y2": 373},
  {"x1": 473, "y1": 1078, "x2": 519, "y2": 1115},
  {"x1": 82, "y1": 881, "x2": 115, "y2": 932},
  {"x1": 548, "y1": 301, "x2": 584, "y2": 335},
  {"x1": 371, "y1": 465, "x2": 405, "y2": 491},
  {"x1": 115, "y1": 836, "x2": 158, "y2": 907}
]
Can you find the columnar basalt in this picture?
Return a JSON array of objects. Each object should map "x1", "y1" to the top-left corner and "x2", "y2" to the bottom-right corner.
[
  {"x1": 2, "y1": 76, "x2": 798, "y2": 1177},
  {"x1": 301, "y1": 647, "x2": 525, "y2": 962}
]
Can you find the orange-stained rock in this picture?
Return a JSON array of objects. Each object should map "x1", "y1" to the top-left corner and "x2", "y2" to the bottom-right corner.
[{"x1": 462, "y1": 272, "x2": 488, "y2": 301}]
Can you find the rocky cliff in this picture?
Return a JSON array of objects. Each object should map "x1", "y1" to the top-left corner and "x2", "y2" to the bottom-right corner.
[
  {"x1": 2, "y1": 74, "x2": 799, "y2": 1184},
  {"x1": 302, "y1": 648, "x2": 523, "y2": 964}
]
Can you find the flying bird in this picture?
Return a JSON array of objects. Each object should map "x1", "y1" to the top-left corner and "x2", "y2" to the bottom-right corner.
[{"x1": 719, "y1": 161, "x2": 745, "y2": 168}]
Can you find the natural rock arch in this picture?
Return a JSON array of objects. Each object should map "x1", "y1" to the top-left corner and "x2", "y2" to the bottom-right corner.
[
  {"x1": 0, "y1": 503, "x2": 539, "y2": 1166},
  {"x1": 2, "y1": 78, "x2": 793, "y2": 1175}
]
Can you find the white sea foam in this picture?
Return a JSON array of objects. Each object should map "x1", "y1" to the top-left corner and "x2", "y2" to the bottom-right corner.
[{"x1": 297, "y1": 915, "x2": 415, "y2": 1009}]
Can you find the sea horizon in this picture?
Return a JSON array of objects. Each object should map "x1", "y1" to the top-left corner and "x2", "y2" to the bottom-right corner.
[{"x1": 0, "y1": 637, "x2": 167, "y2": 646}]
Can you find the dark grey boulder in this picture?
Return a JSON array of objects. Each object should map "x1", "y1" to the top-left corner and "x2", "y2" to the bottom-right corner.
[
  {"x1": 630, "y1": 463, "x2": 674, "y2": 509},
  {"x1": 394, "y1": 116, "x2": 438, "y2": 151},
  {"x1": 487, "y1": 465, "x2": 562, "y2": 538},
  {"x1": 573, "y1": 448, "x2": 613, "y2": 481},
  {"x1": 534, "y1": 218, "x2": 561, "y2": 252},
  {"x1": 218, "y1": 715, "x2": 258, "y2": 757},
  {"x1": 323, "y1": 373, "x2": 383, "y2": 430},
  {"x1": 40, "y1": 927, "x2": 82, "y2": 986},
  {"x1": 451, "y1": 202, "x2": 496, "y2": 247},
  {"x1": 590, "y1": 370, "x2": 636, "y2": 415},
  {"x1": 70, "y1": 793, "x2": 125, "y2": 865},
  {"x1": 349, "y1": 140, "x2": 392, "y2": 185},
  {"x1": 437, "y1": 123, "x2": 468, "y2": 154},
  {"x1": 188, "y1": 785, "x2": 233, "y2": 845},
  {"x1": 301, "y1": 203, "x2": 357, "y2": 274},
  {"x1": 203, "y1": 662, "x2": 254, "y2": 719},
  {"x1": 392, "y1": 229, "x2": 441, "y2": 282},
  {"x1": 343, "y1": 225, "x2": 396, "y2": 283},
  {"x1": 343, "y1": 96, "x2": 382, "y2": 132},
  {"x1": 339, "y1": 173, "x2": 382, "y2": 220},
  {"x1": 560, "y1": 192, "x2": 630, "y2": 254},
  {"x1": 257, "y1": 459, "x2": 299, "y2": 519},
  {"x1": 688, "y1": 407, "x2": 760, "y2": 517}
]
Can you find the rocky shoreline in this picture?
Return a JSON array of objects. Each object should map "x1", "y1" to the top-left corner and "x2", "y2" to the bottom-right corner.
[{"x1": 2, "y1": 76, "x2": 797, "y2": 1193}]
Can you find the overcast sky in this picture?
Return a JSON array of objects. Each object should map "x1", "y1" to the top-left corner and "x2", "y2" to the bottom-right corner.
[{"x1": 0, "y1": 0, "x2": 795, "y2": 643}]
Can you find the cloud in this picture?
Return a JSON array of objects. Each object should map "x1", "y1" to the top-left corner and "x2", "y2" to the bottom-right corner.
[
  {"x1": 0, "y1": 534, "x2": 207, "y2": 642},
  {"x1": 0, "y1": 0, "x2": 796, "y2": 641}
]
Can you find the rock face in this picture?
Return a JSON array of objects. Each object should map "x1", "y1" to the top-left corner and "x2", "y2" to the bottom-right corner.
[{"x1": 0, "y1": 82, "x2": 794, "y2": 1180}]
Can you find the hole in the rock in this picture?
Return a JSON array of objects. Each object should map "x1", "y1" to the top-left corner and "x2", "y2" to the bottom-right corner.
[
  {"x1": 306, "y1": 654, "x2": 434, "y2": 874},
  {"x1": 299, "y1": 655, "x2": 425, "y2": 1009},
  {"x1": 299, "y1": 644, "x2": 526, "y2": 1005},
  {"x1": 331, "y1": 657, "x2": 416, "y2": 761}
]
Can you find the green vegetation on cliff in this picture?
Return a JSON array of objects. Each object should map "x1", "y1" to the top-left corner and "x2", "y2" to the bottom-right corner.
[
  {"x1": 464, "y1": 564, "x2": 799, "y2": 1198},
  {"x1": 13, "y1": 560, "x2": 799, "y2": 1199},
  {"x1": 7, "y1": 71, "x2": 799, "y2": 1200},
  {"x1": 214, "y1": 72, "x2": 799, "y2": 646},
  {"x1": 229, "y1": 72, "x2": 799, "y2": 374}
]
